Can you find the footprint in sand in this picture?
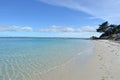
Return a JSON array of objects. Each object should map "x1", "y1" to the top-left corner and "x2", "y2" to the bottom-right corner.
[
  {"x1": 98, "y1": 55, "x2": 103, "y2": 61},
  {"x1": 111, "y1": 50, "x2": 114, "y2": 52},
  {"x1": 115, "y1": 53, "x2": 119, "y2": 56},
  {"x1": 101, "y1": 78, "x2": 105, "y2": 80},
  {"x1": 108, "y1": 46, "x2": 110, "y2": 47},
  {"x1": 110, "y1": 76, "x2": 114, "y2": 79},
  {"x1": 101, "y1": 77, "x2": 105, "y2": 80},
  {"x1": 99, "y1": 67, "x2": 103, "y2": 69},
  {"x1": 99, "y1": 57, "x2": 103, "y2": 60},
  {"x1": 101, "y1": 76, "x2": 107, "y2": 80},
  {"x1": 104, "y1": 69, "x2": 114, "y2": 80}
]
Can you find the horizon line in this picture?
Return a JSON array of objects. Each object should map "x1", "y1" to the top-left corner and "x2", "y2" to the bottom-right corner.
[{"x1": 0, "y1": 36, "x2": 90, "y2": 39}]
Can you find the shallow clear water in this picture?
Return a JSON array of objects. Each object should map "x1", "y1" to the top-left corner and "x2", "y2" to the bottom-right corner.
[{"x1": 0, "y1": 38, "x2": 93, "y2": 80}]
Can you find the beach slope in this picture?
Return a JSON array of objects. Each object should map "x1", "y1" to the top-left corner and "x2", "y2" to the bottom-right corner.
[{"x1": 40, "y1": 40, "x2": 120, "y2": 80}]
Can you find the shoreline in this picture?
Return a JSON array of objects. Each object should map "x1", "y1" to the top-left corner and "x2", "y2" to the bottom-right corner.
[
  {"x1": 34, "y1": 40, "x2": 120, "y2": 80},
  {"x1": 29, "y1": 40, "x2": 94, "y2": 80}
]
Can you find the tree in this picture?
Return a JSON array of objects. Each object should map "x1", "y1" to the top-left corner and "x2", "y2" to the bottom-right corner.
[
  {"x1": 96, "y1": 21, "x2": 109, "y2": 32},
  {"x1": 96, "y1": 21, "x2": 120, "y2": 39},
  {"x1": 114, "y1": 25, "x2": 120, "y2": 34}
]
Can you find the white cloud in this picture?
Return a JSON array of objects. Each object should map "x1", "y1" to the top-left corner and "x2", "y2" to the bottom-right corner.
[
  {"x1": 38, "y1": 25, "x2": 96, "y2": 32},
  {"x1": 0, "y1": 25, "x2": 33, "y2": 31},
  {"x1": 81, "y1": 26, "x2": 97, "y2": 32},
  {"x1": 39, "y1": 0, "x2": 120, "y2": 23},
  {"x1": 38, "y1": 25, "x2": 79, "y2": 32},
  {"x1": 0, "y1": 25, "x2": 97, "y2": 32}
]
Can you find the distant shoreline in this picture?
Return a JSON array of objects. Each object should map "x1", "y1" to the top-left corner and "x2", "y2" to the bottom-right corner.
[{"x1": 0, "y1": 37, "x2": 90, "y2": 40}]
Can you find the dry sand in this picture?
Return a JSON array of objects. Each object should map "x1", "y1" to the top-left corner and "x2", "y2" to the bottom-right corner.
[{"x1": 34, "y1": 40, "x2": 120, "y2": 80}]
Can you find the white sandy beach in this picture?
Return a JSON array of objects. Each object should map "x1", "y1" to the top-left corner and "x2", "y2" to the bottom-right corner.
[{"x1": 36, "y1": 40, "x2": 120, "y2": 80}]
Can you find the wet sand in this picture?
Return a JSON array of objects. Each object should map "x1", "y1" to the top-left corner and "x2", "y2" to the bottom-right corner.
[{"x1": 33, "y1": 40, "x2": 120, "y2": 80}]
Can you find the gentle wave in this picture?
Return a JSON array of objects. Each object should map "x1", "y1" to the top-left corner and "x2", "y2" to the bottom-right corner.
[{"x1": 0, "y1": 38, "x2": 93, "y2": 80}]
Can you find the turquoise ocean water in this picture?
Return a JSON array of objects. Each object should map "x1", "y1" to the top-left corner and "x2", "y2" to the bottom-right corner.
[{"x1": 0, "y1": 38, "x2": 93, "y2": 80}]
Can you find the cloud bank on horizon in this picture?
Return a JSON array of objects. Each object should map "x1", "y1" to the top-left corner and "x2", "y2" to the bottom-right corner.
[
  {"x1": 0, "y1": 26, "x2": 33, "y2": 32},
  {"x1": 39, "y1": 0, "x2": 120, "y2": 24},
  {"x1": 0, "y1": 25, "x2": 99, "y2": 38},
  {"x1": 38, "y1": 25, "x2": 96, "y2": 32},
  {"x1": 0, "y1": 25, "x2": 96, "y2": 32}
]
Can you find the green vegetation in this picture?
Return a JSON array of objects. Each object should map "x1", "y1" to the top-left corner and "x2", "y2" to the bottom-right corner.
[{"x1": 96, "y1": 21, "x2": 120, "y2": 40}]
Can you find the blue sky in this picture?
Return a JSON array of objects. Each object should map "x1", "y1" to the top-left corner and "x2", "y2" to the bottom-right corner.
[{"x1": 0, "y1": 0, "x2": 119, "y2": 38}]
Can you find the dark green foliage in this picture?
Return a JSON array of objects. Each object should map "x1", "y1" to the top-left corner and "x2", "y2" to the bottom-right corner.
[
  {"x1": 97, "y1": 21, "x2": 109, "y2": 32},
  {"x1": 96, "y1": 21, "x2": 120, "y2": 39},
  {"x1": 90, "y1": 36, "x2": 99, "y2": 40}
]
